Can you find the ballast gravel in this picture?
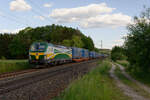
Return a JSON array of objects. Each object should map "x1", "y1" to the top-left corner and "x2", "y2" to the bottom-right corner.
[{"x1": 0, "y1": 60, "x2": 98, "y2": 100}]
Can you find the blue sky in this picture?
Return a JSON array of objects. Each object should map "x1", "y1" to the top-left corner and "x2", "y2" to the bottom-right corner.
[{"x1": 0, "y1": 0, "x2": 150, "y2": 49}]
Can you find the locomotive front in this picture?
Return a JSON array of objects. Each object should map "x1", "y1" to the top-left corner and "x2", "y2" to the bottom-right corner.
[{"x1": 29, "y1": 42, "x2": 48, "y2": 64}]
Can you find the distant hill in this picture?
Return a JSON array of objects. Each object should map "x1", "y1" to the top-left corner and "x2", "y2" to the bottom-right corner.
[
  {"x1": 99, "y1": 49, "x2": 111, "y2": 55},
  {"x1": 0, "y1": 24, "x2": 96, "y2": 59}
]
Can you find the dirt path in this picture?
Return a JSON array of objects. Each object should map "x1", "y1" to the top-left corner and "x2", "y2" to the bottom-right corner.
[
  {"x1": 110, "y1": 63, "x2": 148, "y2": 100},
  {"x1": 116, "y1": 63, "x2": 150, "y2": 94}
]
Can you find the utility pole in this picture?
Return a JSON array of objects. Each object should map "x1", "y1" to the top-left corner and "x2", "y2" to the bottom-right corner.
[{"x1": 101, "y1": 40, "x2": 103, "y2": 49}]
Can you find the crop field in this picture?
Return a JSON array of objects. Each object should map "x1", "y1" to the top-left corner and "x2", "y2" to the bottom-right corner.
[
  {"x1": 0, "y1": 60, "x2": 30, "y2": 74},
  {"x1": 54, "y1": 60, "x2": 130, "y2": 100}
]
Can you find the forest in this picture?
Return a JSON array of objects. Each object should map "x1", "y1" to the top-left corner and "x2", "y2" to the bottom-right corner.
[{"x1": 0, "y1": 24, "x2": 97, "y2": 59}]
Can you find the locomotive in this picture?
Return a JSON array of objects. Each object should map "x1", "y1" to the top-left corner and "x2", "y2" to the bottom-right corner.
[{"x1": 29, "y1": 42, "x2": 102, "y2": 66}]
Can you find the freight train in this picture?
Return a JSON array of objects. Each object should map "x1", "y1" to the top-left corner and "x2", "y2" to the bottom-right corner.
[{"x1": 29, "y1": 42, "x2": 103, "y2": 67}]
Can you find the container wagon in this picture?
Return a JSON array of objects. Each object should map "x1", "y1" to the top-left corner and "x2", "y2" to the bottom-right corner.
[
  {"x1": 72, "y1": 47, "x2": 82, "y2": 62},
  {"x1": 81, "y1": 49, "x2": 89, "y2": 61}
]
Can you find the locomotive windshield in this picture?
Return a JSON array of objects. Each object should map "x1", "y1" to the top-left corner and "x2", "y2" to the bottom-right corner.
[{"x1": 30, "y1": 43, "x2": 46, "y2": 52}]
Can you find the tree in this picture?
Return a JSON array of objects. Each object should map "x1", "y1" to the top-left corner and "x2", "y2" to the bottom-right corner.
[
  {"x1": 111, "y1": 46, "x2": 126, "y2": 61},
  {"x1": 124, "y1": 7, "x2": 150, "y2": 72},
  {"x1": 0, "y1": 33, "x2": 15, "y2": 59},
  {"x1": 62, "y1": 40, "x2": 72, "y2": 47},
  {"x1": 82, "y1": 36, "x2": 94, "y2": 50},
  {"x1": 71, "y1": 35, "x2": 84, "y2": 48},
  {"x1": 0, "y1": 24, "x2": 96, "y2": 59}
]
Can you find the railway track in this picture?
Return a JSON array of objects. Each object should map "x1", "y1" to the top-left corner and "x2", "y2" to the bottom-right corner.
[
  {"x1": 0, "y1": 69, "x2": 38, "y2": 79},
  {"x1": 0, "y1": 60, "x2": 97, "y2": 95},
  {"x1": 0, "y1": 61, "x2": 83, "y2": 79}
]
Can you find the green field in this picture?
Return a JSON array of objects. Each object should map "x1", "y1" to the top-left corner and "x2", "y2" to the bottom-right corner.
[
  {"x1": 0, "y1": 60, "x2": 31, "y2": 74},
  {"x1": 54, "y1": 60, "x2": 131, "y2": 100}
]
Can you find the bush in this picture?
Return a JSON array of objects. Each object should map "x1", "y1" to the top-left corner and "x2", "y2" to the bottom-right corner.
[
  {"x1": 111, "y1": 46, "x2": 126, "y2": 61},
  {"x1": 124, "y1": 7, "x2": 150, "y2": 73},
  {"x1": 1, "y1": 56, "x2": 6, "y2": 60}
]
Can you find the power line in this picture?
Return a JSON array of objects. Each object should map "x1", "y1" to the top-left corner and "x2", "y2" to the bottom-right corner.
[
  {"x1": 0, "y1": 0, "x2": 51, "y2": 28},
  {"x1": 0, "y1": 7, "x2": 30, "y2": 26},
  {"x1": 28, "y1": 0, "x2": 45, "y2": 13},
  {"x1": 0, "y1": 14, "x2": 28, "y2": 26},
  {"x1": 27, "y1": 0, "x2": 51, "y2": 22},
  {"x1": 0, "y1": 5, "x2": 32, "y2": 26}
]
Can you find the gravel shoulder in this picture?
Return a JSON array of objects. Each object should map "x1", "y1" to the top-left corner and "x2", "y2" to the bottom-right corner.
[{"x1": 110, "y1": 63, "x2": 149, "y2": 100}]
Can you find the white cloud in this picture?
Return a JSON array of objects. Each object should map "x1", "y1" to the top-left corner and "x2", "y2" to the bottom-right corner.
[
  {"x1": 0, "y1": 12, "x2": 3, "y2": 16},
  {"x1": 114, "y1": 39, "x2": 124, "y2": 43},
  {"x1": 10, "y1": 0, "x2": 31, "y2": 11},
  {"x1": 120, "y1": 34, "x2": 128, "y2": 38},
  {"x1": 112, "y1": 39, "x2": 124, "y2": 47},
  {"x1": 50, "y1": 3, "x2": 115, "y2": 22},
  {"x1": 80, "y1": 13, "x2": 132, "y2": 28},
  {"x1": 34, "y1": 16, "x2": 45, "y2": 20},
  {"x1": 50, "y1": 3, "x2": 132, "y2": 28},
  {"x1": 0, "y1": 28, "x2": 23, "y2": 34},
  {"x1": 44, "y1": 3, "x2": 53, "y2": 8}
]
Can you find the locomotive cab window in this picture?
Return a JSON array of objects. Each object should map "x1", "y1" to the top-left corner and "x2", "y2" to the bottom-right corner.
[{"x1": 30, "y1": 43, "x2": 46, "y2": 52}]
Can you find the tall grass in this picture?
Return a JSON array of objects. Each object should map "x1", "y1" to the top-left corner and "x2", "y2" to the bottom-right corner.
[
  {"x1": 0, "y1": 60, "x2": 30, "y2": 74},
  {"x1": 115, "y1": 65, "x2": 150, "y2": 98},
  {"x1": 129, "y1": 71, "x2": 150, "y2": 87},
  {"x1": 54, "y1": 60, "x2": 131, "y2": 100},
  {"x1": 116, "y1": 60, "x2": 150, "y2": 87},
  {"x1": 116, "y1": 60, "x2": 129, "y2": 68}
]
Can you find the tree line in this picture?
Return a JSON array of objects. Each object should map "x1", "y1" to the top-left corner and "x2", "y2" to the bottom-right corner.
[
  {"x1": 0, "y1": 24, "x2": 96, "y2": 59},
  {"x1": 111, "y1": 7, "x2": 150, "y2": 74}
]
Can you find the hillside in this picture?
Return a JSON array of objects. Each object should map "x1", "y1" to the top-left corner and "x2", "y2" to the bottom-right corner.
[{"x1": 0, "y1": 24, "x2": 95, "y2": 59}]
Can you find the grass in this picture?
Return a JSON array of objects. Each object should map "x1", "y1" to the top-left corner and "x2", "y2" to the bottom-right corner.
[
  {"x1": 116, "y1": 60, "x2": 150, "y2": 87},
  {"x1": 53, "y1": 60, "x2": 131, "y2": 100},
  {"x1": 115, "y1": 65, "x2": 150, "y2": 99},
  {"x1": 0, "y1": 60, "x2": 31, "y2": 74},
  {"x1": 116, "y1": 60, "x2": 129, "y2": 68},
  {"x1": 129, "y1": 72, "x2": 150, "y2": 87}
]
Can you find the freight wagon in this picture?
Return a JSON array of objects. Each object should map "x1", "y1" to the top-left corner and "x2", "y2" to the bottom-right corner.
[{"x1": 72, "y1": 47, "x2": 82, "y2": 62}]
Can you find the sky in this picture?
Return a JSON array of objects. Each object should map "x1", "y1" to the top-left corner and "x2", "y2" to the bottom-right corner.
[{"x1": 0, "y1": 0, "x2": 150, "y2": 49}]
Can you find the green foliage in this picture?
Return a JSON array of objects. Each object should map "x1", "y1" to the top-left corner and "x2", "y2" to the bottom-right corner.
[
  {"x1": 71, "y1": 35, "x2": 84, "y2": 48},
  {"x1": 81, "y1": 36, "x2": 94, "y2": 50},
  {"x1": 1, "y1": 56, "x2": 6, "y2": 60},
  {"x1": 116, "y1": 60, "x2": 129, "y2": 68},
  {"x1": 62, "y1": 40, "x2": 72, "y2": 47},
  {"x1": 0, "y1": 34, "x2": 15, "y2": 59},
  {"x1": 124, "y1": 7, "x2": 150, "y2": 73},
  {"x1": 94, "y1": 48, "x2": 100, "y2": 52},
  {"x1": 129, "y1": 71, "x2": 150, "y2": 87},
  {"x1": 0, "y1": 24, "x2": 96, "y2": 59},
  {"x1": 54, "y1": 60, "x2": 131, "y2": 100},
  {"x1": 111, "y1": 46, "x2": 126, "y2": 61}
]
